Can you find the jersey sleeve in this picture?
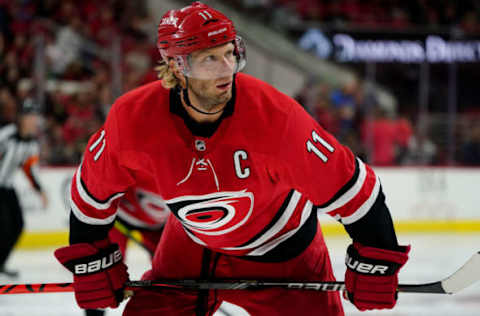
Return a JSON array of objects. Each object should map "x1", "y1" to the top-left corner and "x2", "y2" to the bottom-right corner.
[
  {"x1": 21, "y1": 142, "x2": 42, "y2": 192},
  {"x1": 70, "y1": 106, "x2": 135, "y2": 226},
  {"x1": 282, "y1": 104, "x2": 381, "y2": 225}
]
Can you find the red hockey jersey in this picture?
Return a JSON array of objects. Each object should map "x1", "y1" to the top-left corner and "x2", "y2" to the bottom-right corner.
[
  {"x1": 116, "y1": 188, "x2": 170, "y2": 229},
  {"x1": 70, "y1": 73, "x2": 379, "y2": 259}
]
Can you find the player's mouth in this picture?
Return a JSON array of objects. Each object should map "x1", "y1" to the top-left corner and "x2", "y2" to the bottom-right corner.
[{"x1": 216, "y1": 82, "x2": 231, "y2": 90}]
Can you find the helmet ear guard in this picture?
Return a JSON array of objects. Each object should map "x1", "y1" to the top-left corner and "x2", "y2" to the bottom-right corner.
[{"x1": 234, "y1": 35, "x2": 246, "y2": 72}]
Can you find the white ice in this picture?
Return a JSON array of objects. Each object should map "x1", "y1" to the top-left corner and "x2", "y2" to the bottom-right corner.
[{"x1": 0, "y1": 233, "x2": 479, "y2": 315}]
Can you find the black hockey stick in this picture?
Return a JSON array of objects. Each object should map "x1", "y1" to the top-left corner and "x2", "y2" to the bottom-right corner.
[
  {"x1": 1, "y1": 251, "x2": 479, "y2": 295},
  {"x1": 128, "y1": 251, "x2": 480, "y2": 294}
]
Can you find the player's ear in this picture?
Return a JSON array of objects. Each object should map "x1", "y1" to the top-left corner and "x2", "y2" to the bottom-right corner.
[{"x1": 169, "y1": 59, "x2": 187, "y2": 89}]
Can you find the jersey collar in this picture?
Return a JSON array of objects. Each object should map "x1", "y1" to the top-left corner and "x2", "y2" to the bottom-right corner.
[{"x1": 169, "y1": 76, "x2": 236, "y2": 138}]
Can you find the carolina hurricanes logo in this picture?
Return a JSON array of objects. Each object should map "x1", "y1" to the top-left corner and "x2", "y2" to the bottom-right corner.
[
  {"x1": 166, "y1": 190, "x2": 254, "y2": 236},
  {"x1": 136, "y1": 189, "x2": 170, "y2": 222},
  {"x1": 160, "y1": 15, "x2": 178, "y2": 27}
]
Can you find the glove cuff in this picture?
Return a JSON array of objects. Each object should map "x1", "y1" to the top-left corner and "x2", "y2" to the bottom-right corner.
[
  {"x1": 55, "y1": 242, "x2": 123, "y2": 276},
  {"x1": 353, "y1": 242, "x2": 410, "y2": 265},
  {"x1": 346, "y1": 243, "x2": 410, "y2": 276}
]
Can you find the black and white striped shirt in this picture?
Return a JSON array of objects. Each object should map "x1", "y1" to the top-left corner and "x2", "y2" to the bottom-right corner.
[{"x1": 0, "y1": 123, "x2": 41, "y2": 190}]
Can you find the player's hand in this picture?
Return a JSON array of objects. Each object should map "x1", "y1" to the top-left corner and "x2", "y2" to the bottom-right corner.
[
  {"x1": 54, "y1": 239, "x2": 129, "y2": 309},
  {"x1": 344, "y1": 242, "x2": 410, "y2": 311}
]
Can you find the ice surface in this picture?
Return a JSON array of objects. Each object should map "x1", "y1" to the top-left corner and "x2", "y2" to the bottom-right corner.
[{"x1": 0, "y1": 233, "x2": 478, "y2": 315}]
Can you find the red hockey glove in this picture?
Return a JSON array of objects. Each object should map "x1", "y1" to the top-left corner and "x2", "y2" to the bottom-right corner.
[
  {"x1": 54, "y1": 239, "x2": 129, "y2": 309},
  {"x1": 344, "y1": 242, "x2": 410, "y2": 311}
]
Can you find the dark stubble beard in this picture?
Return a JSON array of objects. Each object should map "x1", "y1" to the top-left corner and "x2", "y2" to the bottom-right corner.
[{"x1": 189, "y1": 83, "x2": 232, "y2": 112}]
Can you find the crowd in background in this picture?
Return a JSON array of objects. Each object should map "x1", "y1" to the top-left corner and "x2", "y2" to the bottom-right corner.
[
  {"x1": 1, "y1": 0, "x2": 480, "y2": 166},
  {"x1": 232, "y1": 0, "x2": 480, "y2": 166},
  {"x1": 0, "y1": 0, "x2": 158, "y2": 164},
  {"x1": 296, "y1": 79, "x2": 422, "y2": 166},
  {"x1": 294, "y1": 77, "x2": 480, "y2": 166},
  {"x1": 232, "y1": 0, "x2": 480, "y2": 33}
]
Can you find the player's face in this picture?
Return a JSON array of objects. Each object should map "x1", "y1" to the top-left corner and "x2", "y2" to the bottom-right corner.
[
  {"x1": 186, "y1": 43, "x2": 235, "y2": 111},
  {"x1": 187, "y1": 42, "x2": 237, "y2": 80}
]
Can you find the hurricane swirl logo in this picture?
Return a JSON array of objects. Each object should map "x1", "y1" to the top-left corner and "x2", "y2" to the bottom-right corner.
[{"x1": 166, "y1": 190, "x2": 254, "y2": 236}]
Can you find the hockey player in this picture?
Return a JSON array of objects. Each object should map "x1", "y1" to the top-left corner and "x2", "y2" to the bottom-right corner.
[{"x1": 55, "y1": 2, "x2": 410, "y2": 315}]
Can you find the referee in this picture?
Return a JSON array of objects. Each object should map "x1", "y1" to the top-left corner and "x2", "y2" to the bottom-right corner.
[{"x1": 0, "y1": 99, "x2": 48, "y2": 278}]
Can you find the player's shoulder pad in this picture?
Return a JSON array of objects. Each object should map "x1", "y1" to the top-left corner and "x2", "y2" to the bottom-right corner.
[
  {"x1": 111, "y1": 80, "x2": 169, "y2": 119},
  {"x1": 236, "y1": 73, "x2": 296, "y2": 113},
  {"x1": 235, "y1": 73, "x2": 300, "y2": 127}
]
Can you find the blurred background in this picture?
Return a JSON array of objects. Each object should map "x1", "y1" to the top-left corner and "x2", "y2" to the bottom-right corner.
[
  {"x1": 0, "y1": 0, "x2": 478, "y2": 235},
  {"x1": 1, "y1": 1, "x2": 479, "y2": 315},
  {"x1": 1, "y1": 0, "x2": 478, "y2": 248},
  {"x1": 2, "y1": 0, "x2": 480, "y2": 167}
]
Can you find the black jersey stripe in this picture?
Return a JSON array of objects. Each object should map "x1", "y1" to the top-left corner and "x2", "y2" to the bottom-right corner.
[
  {"x1": 317, "y1": 157, "x2": 360, "y2": 208},
  {"x1": 240, "y1": 208, "x2": 318, "y2": 263},
  {"x1": 76, "y1": 165, "x2": 125, "y2": 205},
  {"x1": 236, "y1": 190, "x2": 295, "y2": 248},
  {"x1": 69, "y1": 211, "x2": 113, "y2": 244}
]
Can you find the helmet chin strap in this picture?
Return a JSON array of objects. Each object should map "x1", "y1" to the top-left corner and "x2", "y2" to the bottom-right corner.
[{"x1": 182, "y1": 78, "x2": 225, "y2": 116}]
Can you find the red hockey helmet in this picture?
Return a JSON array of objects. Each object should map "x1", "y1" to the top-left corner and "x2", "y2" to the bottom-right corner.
[{"x1": 157, "y1": 2, "x2": 246, "y2": 79}]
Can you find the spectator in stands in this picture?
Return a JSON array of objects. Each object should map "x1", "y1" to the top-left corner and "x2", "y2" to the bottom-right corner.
[
  {"x1": 362, "y1": 106, "x2": 398, "y2": 166},
  {"x1": 460, "y1": 124, "x2": 480, "y2": 166},
  {"x1": 47, "y1": 17, "x2": 91, "y2": 76},
  {"x1": 312, "y1": 93, "x2": 338, "y2": 136},
  {"x1": 404, "y1": 127, "x2": 438, "y2": 165},
  {"x1": 271, "y1": 0, "x2": 480, "y2": 33},
  {"x1": 343, "y1": 129, "x2": 367, "y2": 162},
  {"x1": 3, "y1": 0, "x2": 480, "y2": 168},
  {"x1": 330, "y1": 78, "x2": 359, "y2": 137},
  {"x1": 0, "y1": 0, "x2": 160, "y2": 165},
  {"x1": 395, "y1": 115, "x2": 413, "y2": 164},
  {"x1": 62, "y1": 89, "x2": 102, "y2": 162},
  {"x1": 296, "y1": 0, "x2": 328, "y2": 21},
  {"x1": 293, "y1": 78, "x2": 318, "y2": 115}
]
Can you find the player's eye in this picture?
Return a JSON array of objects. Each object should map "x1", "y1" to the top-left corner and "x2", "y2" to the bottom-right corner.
[{"x1": 203, "y1": 55, "x2": 217, "y2": 63}]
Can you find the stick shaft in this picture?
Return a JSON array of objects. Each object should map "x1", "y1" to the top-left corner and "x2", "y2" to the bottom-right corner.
[
  {"x1": 0, "y1": 280, "x2": 447, "y2": 295},
  {"x1": 0, "y1": 283, "x2": 73, "y2": 294},
  {"x1": 4, "y1": 252, "x2": 477, "y2": 295}
]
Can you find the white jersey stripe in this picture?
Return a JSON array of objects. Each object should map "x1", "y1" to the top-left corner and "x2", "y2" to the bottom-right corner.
[
  {"x1": 0, "y1": 140, "x2": 16, "y2": 185},
  {"x1": 75, "y1": 163, "x2": 124, "y2": 210},
  {"x1": 184, "y1": 227, "x2": 207, "y2": 246},
  {"x1": 93, "y1": 139, "x2": 106, "y2": 161},
  {"x1": 89, "y1": 130, "x2": 105, "y2": 152},
  {"x1": 248, "y1": 200, "x2": 313, "y2": 256},
  {"x1": 117, "y1": 207, "x2": 165, "y2": 229},
  {"x1": 0, "y1": 124, "x2": 16, "y2": 143},
  {"x1": 317, "y1": 157, "x2": 367, "y2": 215},
  {"x1": 221, "y1": 190, "x2": 302, "y2": 251},
  {"x1": 340, "y1": 175, "x2": 381, "y2": 225},
  {"x1": 70, "y1": 196, "x2": 117, "y2": 225}
]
